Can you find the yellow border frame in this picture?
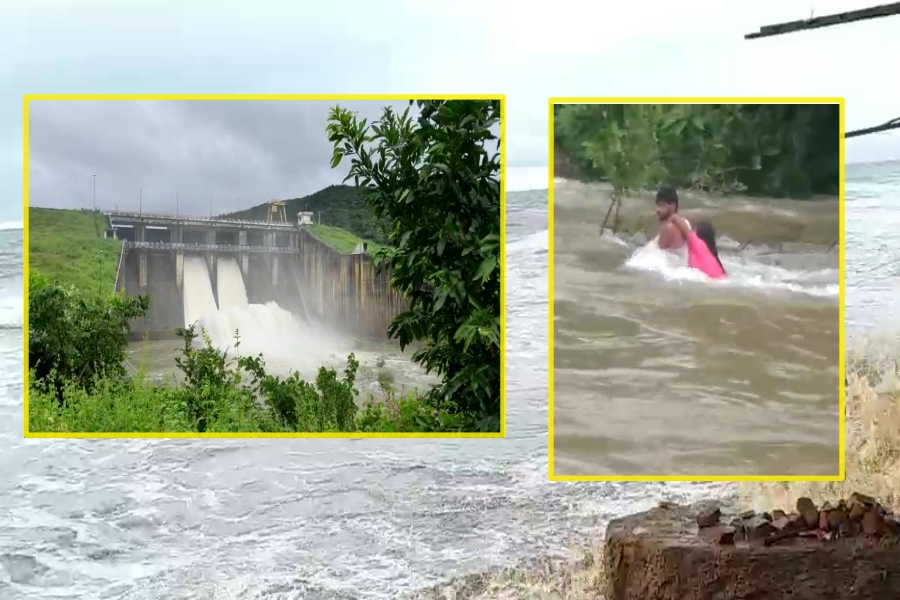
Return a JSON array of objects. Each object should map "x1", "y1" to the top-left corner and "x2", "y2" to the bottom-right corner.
[
  {"x1": 23, "y1": 93, "x2": 507, "y2": 439},
  {"x1": 547, "y1": 96, "x2": 845, "y2": 482}
]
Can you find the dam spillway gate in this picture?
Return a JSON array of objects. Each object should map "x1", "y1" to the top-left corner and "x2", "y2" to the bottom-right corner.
[{"x1": 106, "y1": 210, "x2": 409, "y2": 339}]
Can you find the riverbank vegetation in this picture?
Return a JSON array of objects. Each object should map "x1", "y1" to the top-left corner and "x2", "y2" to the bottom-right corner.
[
  {"x1": 28, "y1": 271, "x2": 468, "y2": 433},
  {"x1": 554, "y1": 103, "x2": 840, "y2": 199},
  {"x1": 28, "y1": 99, "x2": 501, "y2": 434}
]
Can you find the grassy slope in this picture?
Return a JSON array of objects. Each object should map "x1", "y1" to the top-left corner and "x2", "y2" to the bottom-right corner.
[
  {"x1": 28, "y1": 207, "x2": 121, "y2": 296},
  {"x1": 308, "y1": 224, "x2": 386, "y2": 253}
]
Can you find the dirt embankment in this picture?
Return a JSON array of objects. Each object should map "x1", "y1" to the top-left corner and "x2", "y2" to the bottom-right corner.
[{"x1": 604, "y1": 496, "x2": 900, "y2": 600}]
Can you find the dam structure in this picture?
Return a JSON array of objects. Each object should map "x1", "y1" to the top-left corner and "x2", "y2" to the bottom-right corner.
[{"x1": 106, "y1": 206, "x2": 407, "y2": 340}]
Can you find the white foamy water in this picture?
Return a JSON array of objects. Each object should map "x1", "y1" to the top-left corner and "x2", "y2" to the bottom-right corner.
[
  {"x1": 182, "y1": 255, "x2": 219, "y2": 327},
  {"x1": 624, "y1": 236, "x2": 839, "y2": 298},
  {"x1": 216, "y1": 257, "x2": 249, "y2": 310},
  {"x1": 183, "y1": 254, "x2": 335, "y2": 372},
  {"x1": 8, "y1": 177, "x2": 734, "y2": 600},
  {"x1": 197, "y1": 301, "x2": 311, "y2": 359}
]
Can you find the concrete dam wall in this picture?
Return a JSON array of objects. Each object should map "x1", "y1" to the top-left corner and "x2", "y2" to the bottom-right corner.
[
  {"x1": 117, "y1": 250, "x2": 185, "y2": 334},
  {"x1": 116, "y1": 229, "x2": 408, "y2": 340},
  {"x1": 296, "y1": 230, "x2": 409, "y2": 339}
]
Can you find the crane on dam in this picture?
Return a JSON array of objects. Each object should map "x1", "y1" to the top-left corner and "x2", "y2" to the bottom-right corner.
[{"x1": 266, "y1": 200, "x2": 288, "y2": 225}]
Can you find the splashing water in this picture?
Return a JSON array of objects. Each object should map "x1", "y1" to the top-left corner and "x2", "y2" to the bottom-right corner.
[{"x1": 624, "y1": 236, "x2": 839, "y2": 298}]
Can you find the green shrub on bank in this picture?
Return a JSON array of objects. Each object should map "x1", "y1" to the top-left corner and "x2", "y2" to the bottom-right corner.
[{"x1": 27, "y1": 273, "x2": 473, "y2": 434}]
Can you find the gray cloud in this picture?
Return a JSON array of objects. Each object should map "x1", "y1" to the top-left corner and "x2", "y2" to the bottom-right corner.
[
  {"x1": 27, "y1": 99, "x2": 417, "y2": 215},
  {"x1": 7, "y1": 0, "x2": 900, "y2": 224}
]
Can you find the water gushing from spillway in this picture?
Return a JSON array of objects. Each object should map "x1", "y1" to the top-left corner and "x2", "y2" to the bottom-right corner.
[
  {"x1": 181, "y1": 254, "x2": 218, "y2": 328},
  {"x1": 216, "y1": 256, "x2": 249, "y2": 310},
  {"x1": 182, "y1": 254, "x2": 348, "y2": 375}
]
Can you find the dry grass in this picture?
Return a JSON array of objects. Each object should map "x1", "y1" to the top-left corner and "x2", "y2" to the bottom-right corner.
[
  {"x1": 742, "y1": 342, "x2": 900, "y2": 513},
  {"x1": 409, "y1": 541, "x2": 607, "y2": 600}
]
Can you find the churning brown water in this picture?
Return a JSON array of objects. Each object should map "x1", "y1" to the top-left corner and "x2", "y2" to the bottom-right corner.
[{"x1": 552, "y1": 180, "x2": 841, "y2": 477}]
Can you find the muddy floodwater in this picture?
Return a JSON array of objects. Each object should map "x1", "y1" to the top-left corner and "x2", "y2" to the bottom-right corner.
[{"x1": 553, "y1": 181, "x2": 840, "y2": 477}]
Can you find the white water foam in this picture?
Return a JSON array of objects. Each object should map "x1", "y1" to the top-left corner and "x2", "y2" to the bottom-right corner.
[
  {"x1": 216, "y1": 257, "x2": 249, "y2": 310},
  {"x1": 509, "y1": 229, "x2": 548, "y2": 254},
  {"x1": 0, "y1": 220, "x2": 23, "y2": 230},
  {"x1": 197, "y1": 302, "x2": 309, "y2": 357},
  {"x1": 182, "y1": 255, "x2": 219, "y2": 327},
  {"x1": 624, "y1": 236, "x2": 839, "y2": 298},
  {"x1": 184, "y1": 255, "x2": 333, "y2": 372}
]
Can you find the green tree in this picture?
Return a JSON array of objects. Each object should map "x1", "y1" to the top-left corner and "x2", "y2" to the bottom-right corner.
[
  {"x1": 28, "y1": 271, "x2": 149, "y2": 401},
  {"x1": 554, "y1": 103, "x2": 840, "y2": 199},
  {"x1": 326, "y1": 100, "x2": 502, "y2": 431}
]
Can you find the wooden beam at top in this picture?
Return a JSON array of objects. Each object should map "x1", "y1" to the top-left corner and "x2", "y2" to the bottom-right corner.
[
  {"x1": 745, "y1": 2, "x2": 900, "y2": 39},
  {"x1": 846, "y1": 118, "x2": 900, "y2": 139}
]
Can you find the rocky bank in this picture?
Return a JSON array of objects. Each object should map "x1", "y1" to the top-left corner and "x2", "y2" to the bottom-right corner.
[{"x1": 604, "y1": 494, "x2": 900, "y2": 600}]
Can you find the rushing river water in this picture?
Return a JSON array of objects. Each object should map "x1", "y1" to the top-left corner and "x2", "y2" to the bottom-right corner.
[
  {"x1": 8, "y1": 162, "x2": 895, "y2": 598},
  {"x1": 552, "y1": 181, "x2": 841, "y2": 477},
  {"x1": 845, "y1": 160, "x2": 900, "y2": 334},
  {"x1": 7, "y1": 173, "x2": 730, "y2": 599}
]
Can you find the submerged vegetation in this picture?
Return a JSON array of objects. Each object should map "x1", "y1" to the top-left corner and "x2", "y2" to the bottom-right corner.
[
  {"x1": 28, "y1": 99, "x2": 502, "y2": 433},
  {"x1": 554, "y1": 103, "x2": 840, "y2": 199}
]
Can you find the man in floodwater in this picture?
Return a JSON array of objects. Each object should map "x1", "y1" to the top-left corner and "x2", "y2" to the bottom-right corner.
[
  {"x1": 653, "y1": 186, "x2": 727, "y2": 277},
  {"x1": 654, "y1": 186, "x2": 688, "y2": 255}
]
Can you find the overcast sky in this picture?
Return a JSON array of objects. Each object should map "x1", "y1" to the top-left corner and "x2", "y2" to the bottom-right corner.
[
  {"x1": 5, "y1": 0, "x2": 900, "y2": 218},
  {"x1": 27, "y1": 99, "x2": 415, "y2": 214}
]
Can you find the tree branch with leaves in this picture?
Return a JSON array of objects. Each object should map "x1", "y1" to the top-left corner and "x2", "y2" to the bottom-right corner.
[{"x1": 326, "y1": 100, "x2": 502, "y2": 431}]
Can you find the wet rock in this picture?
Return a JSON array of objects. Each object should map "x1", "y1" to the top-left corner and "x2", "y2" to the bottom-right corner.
[
  {"x1": 827, "y1": 509, "x2": 850, "y2": 535},
  {"x1": 850, "y1": 491, "x2": 876, "y2": 508},
  {"x1": 849, "y1": 500, "x2": 868, "y2": 523},
  {"x1": 862, "y1": 508, "x2": 886, "y2": 538},
  {"x1": 696, "y1": 506, "x2": 720, "y2": 528},
  {"x1": 772, "y1": 509, "x2": 787, "y2": 521},
  {"x1": 699, "y1": 524, "x2": 736, "y2": 545},
  {"x1": 885, "y1": 516, "x2": 900, "y2": 535},
  {"x1": 772, "y1": 514, "x2": 801, "y2": 532},
  {"x1": 818, "y1": 510, "x2": 830, "y2": 531},
  {"x1": 797, "y1": 497, "x2": 819, "y2": 529},
  {"x1": 604, "y1": 503, "x2": 900, "y2": 600},
  {"x1": 744, "y1": 515, "x2": 777, "y2": 541}
]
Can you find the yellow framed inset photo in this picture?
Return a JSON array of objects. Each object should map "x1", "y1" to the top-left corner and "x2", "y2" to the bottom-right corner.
[
  {"x1": 24, "y1": 94, "x2": 505, "y2": 439},
  {"x1": 548, "y1": 97, "x2": 844, "y2": 482}
]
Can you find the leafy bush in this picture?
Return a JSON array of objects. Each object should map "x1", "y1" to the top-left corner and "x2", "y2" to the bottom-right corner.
[
  {"x1": 28, "y1": 271, "x2": 148, "y2": 401},
  {"x1": 28, "y1": 271, "x2": 462, "y2": 433}
]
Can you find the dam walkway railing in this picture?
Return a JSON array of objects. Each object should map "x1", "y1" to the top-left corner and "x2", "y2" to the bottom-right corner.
[
  {"x1": 124, "y1": 241, "x2": 299, "y2": 254},
  {"x1": 106, "y1": 211, "x2": 296, "y2": 230}
]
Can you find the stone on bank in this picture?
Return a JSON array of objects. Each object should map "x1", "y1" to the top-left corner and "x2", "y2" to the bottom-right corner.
[{"x1": 603, "y1": 495, "x2": 900, "y2": 600}]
